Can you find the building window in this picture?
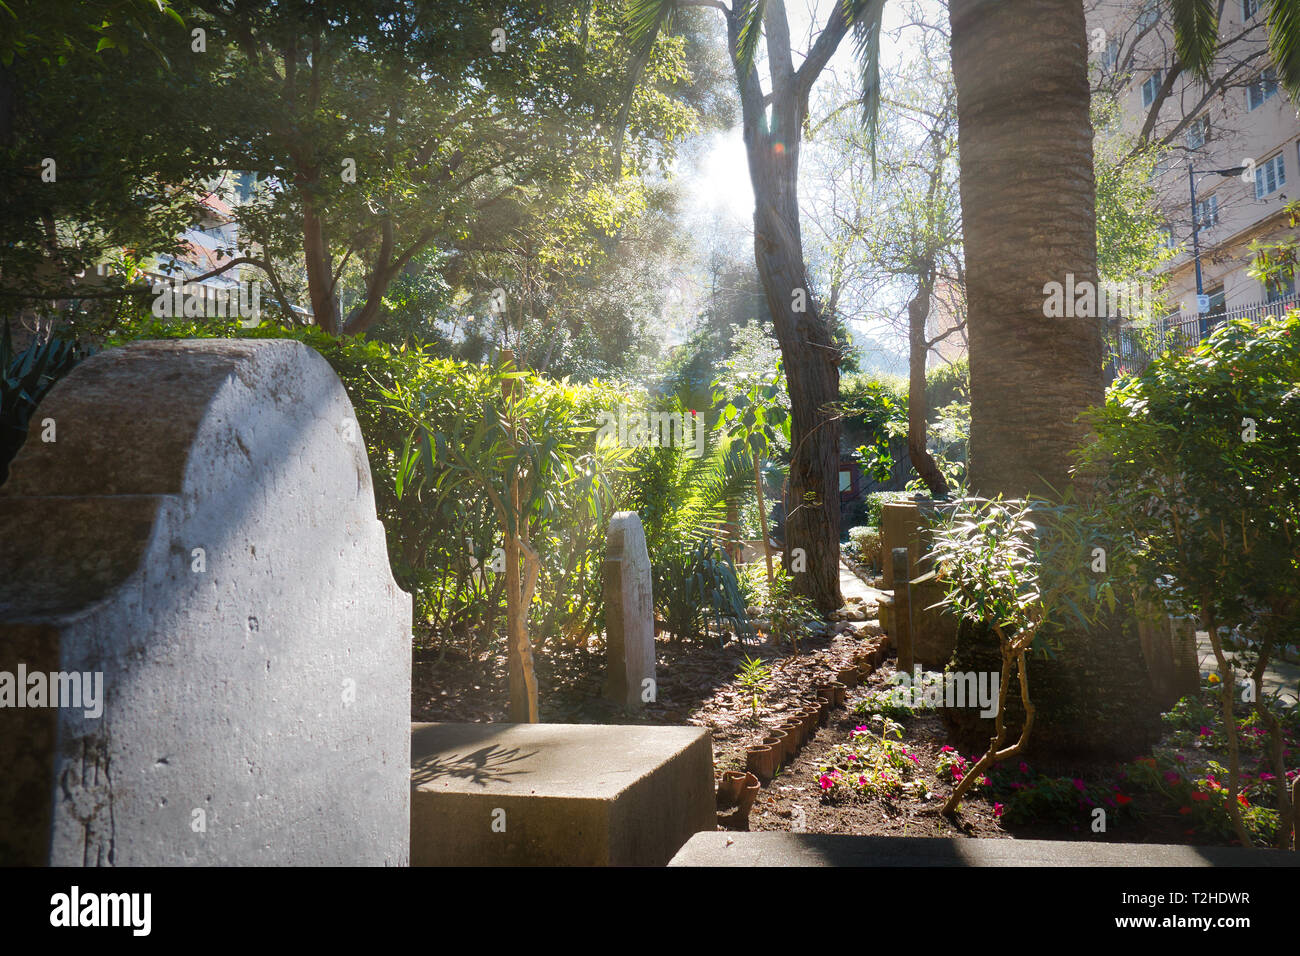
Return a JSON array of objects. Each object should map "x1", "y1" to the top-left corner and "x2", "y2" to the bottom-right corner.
[
  {"x1": 1254, "y1": 152, "x2": 1286, "y2": 198},
  {"x1": 1137, "y1": 1, "x2": 1159, "y2": 30},
  {"x1": 1265, "y1": 274, "x2": 1295, "y2": 302},
  {"x1": 1141, "y1": 70, "x2": 1163, "y2": 108},
  {"x1": 1195, "y1": 194, "x2": 1219, "y2": 228},
  {"x1": 1242, "y1": 0, "x2": 1260, "y2": 20},
  {"x1": 1157, "y1": 225, "x2": 1177, "y2": 250},
  {"x1": 1102, "y1": 38, "x2": 1120, "y2": 71},
  {"x1": 1247, "y1": 67, "x2": 1279, "y2": 110},
  {"x1": 1185, "y1": 116, "x2": 1208, "y2": 150}
]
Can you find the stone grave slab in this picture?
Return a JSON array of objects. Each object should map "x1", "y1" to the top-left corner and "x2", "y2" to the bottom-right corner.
[{"x1": 411, "y1": 721, "x2": 714, "y2": 866}]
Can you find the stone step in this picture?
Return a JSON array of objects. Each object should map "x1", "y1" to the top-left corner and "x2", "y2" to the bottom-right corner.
[{"x1": 668, "y1": 831, "x2": 1300, "y2": 867}]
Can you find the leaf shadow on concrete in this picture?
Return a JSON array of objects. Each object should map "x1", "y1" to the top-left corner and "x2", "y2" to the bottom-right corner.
[{"x1": 411, "y1": 744, "x2": 538, "y2": 788}]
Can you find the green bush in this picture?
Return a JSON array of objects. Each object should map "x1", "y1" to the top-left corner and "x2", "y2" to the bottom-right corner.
[
  {"x1": 1080, "y1": 311, "x2": 1300, "y2": 845},
  {"x1": 863, "y1": 490, "x2": 912, "y2": 528},
  {"x1": 846, "y1": 525, "x2": 882, "y2": 569},
  {"x1": 105, "y1": 317, "x2": 636, "y2": 653},
  {"x1": 853, "y1": 681, "x2": 936, "y2": 721},
  {"x1": 1081, "y1": 312, "x2": 1300, "y2": 647},
  {"x1": 925, "y1": 358, "x2": 969, "y2": 411}
]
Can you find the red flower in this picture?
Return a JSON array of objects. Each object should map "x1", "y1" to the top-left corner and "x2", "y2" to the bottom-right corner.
[{"x1": 1115, "y1": 793, "x2": 1133, "y2": 805}]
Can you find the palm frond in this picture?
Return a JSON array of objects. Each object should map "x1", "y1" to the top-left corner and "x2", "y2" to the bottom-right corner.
[
  {"x1": 1266, "y1": 0, "x2": 1300, "y2": 97},
  {"x1": 734, "y1": 0, "x2": 767, "y2": 78},
  {"x1": 670, "y1": 438, "x2": 751, "y2": 544},
  {"x1": 612, "y1": 0, "x2": 677, "y2": 168},
  {"x1": 844, "y1": 0, "x2": 886, "y2": 167},
  {"x1": 1164, "y1": 0, "x2": 1219, "y2": 79}
]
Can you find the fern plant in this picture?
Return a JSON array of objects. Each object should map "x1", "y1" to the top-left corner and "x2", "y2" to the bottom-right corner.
[{"x1": 623, "y1": 402, "x2": 755, "y2": 644}]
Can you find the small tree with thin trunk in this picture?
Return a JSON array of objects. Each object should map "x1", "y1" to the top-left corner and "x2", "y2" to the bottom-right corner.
[
  {"x1": 929, "y1": 496, "x2": 1113, "y2": 816},
  {"x1": 1078, "y1": 311, "x2": 1300, "y2": 848},
  {"x1": 713, "y1": 362, "x2": 790, "y2": 584},
  {"x1": 384, "y1": 350, "x2": 629, "y2": 721}
]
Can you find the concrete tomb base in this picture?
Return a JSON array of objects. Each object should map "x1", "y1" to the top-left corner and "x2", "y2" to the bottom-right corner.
[{"x1": 411, "y1": 721, "x2": 714, "y2": 866}]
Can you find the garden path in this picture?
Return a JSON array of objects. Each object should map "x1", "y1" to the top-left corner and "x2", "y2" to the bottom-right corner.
[{"x1": 1196, "y1": 632, "x2": 1300, "y2": 706}]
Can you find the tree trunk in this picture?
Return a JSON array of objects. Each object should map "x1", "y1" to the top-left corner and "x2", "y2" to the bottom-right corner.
[
  {"x1": 724, "y1": 500, "x2": 742, "y2": 564},
  {"x1": 500, "y1": 350, "x2": 538, "y2": 722},
  {"x1": 946, "y1": 0, "x2": 1160, "y2": 759},
  {"x1": 949, "y1": 0, "x2": 1104, "y2": 499},
  {"x1": 503, "y1": 475, "x2": 538, "y2": 723},
  {"x1": 301, "y1": 193, "x2": 341, "y2": 335},
  {"x1": 731, "y1": 3, "x2": 842, "y2": 613},
  {"x1": 907, "y1": 273, "x2": 948, "y2": 497},
  {"x1": 754, "y1": 450, "x2": 774, "y2": 585}
]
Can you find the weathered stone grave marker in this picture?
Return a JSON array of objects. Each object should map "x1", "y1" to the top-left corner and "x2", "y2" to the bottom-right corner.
[
  {"x1": 891, "y1": 547, "x2": 915, "y2": 675},
  {"x1": 0, "y1": 339, "x2": 411, "y2": 866},
  {"x1": 603, "y1": 511, "x2": 655, "y2": 710}
]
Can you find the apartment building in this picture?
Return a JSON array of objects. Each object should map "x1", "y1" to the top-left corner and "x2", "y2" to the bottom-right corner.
[
  {"x1": 86, "y1": 171, "x2": 311, "y2": 324},
  {"x1": 1088, "y1": 0, "x2": 1300, "y2": 334},
  {"x1": 145, "y1": 176, "x2": 249, "y2": 312}
]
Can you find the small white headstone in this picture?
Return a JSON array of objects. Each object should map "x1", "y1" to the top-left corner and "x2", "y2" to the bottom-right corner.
[{"x1": 603, "y1": 512, "x2": 655, "y2": 710}]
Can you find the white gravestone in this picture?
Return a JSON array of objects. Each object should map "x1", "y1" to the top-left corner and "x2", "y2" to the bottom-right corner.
[{"x1": 603, "y1": 512, "x2": 655, "y2": 710}]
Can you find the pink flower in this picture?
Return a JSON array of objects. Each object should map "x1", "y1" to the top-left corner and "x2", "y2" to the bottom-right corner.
[
  {"x1": 1018, "y1": 762, "x2": 1029, "y2": 774},
  {"x1": 940, "y1": 745, "x2": 954, "y2": 753},
  {"x1": 819, "y1": 775, "x2": 834, "y2": 791},
  {"x1": 993, "y1": 803, "x2": 1004, "y2": 818},
  {"x1": 1164, "y1": 771, "x2": 1180, "y2": 783},
  {"x1": 1072, "y1": 778, "x2": 1086, "y2": 792},
  {"x1": 1198, "y1": 725, "x2": 1213, "y2": 737},
  {"x1": 858, "y1": 776, "x2": 868, "y2": 786}
]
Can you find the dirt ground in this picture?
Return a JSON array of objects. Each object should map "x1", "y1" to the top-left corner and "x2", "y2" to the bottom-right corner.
[{"x1": 411, "y1": 577, "x2": 1289, "y2": 847}]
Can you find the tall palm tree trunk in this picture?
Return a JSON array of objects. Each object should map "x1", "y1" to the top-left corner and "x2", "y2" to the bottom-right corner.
[
  {"x1": 945, "y1": 0, "x2": 1159, "y2": 759},
  {"x1": 949, "y1": 0, "x2": 1104, "y2": 498}
]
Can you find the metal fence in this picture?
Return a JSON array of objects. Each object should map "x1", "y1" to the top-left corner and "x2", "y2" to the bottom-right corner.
[{"x1": 1106, "y1": 290, "x2": 1300, "y2": 379}]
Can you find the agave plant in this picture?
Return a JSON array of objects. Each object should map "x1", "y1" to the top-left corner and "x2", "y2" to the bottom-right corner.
[{"x1": 0, "y1": 321, "x2": 89, "y2": 484}]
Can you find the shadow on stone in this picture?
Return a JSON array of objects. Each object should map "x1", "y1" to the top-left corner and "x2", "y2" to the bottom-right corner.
[{"x1": 410, "y1": 743, "x2": 539, "y2": 788}]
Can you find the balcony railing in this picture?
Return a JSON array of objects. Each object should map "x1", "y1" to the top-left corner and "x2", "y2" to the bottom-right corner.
[{"x1": 1106, "y1": 290, "x2": 1300, "y2": 379}]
